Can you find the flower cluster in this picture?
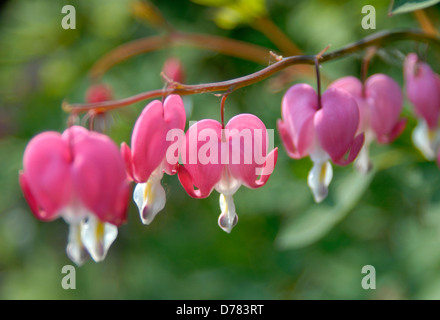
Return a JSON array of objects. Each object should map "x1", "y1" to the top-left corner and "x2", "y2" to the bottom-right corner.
[
  {"x1": 278, "y1": 53, "x2": 439, "y2": 202},
  {"x1": 19, "y1": 53, "x2": 440, "y2": 265},
  {"x1": 20, "y1": 90, "x2": 278, "y2": 264},
  {"x1": 404, "y1": 53, "x2": 440, "y2": 161}
]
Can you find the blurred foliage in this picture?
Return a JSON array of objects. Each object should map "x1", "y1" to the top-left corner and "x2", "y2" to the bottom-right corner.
[
  {"x1": 390, "y1": 0, "x2": 440, "y2": 15},
  {"x1": 191, "y1": 0, "x2": 267, "y2": 29},
  {"x1": 1, "y1": 0, "x2": 440, "y2": 300}
]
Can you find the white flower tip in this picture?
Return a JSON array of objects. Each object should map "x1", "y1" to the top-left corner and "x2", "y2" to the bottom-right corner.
[
  {"x1": 354, "y1": 140, "x2": 373, "y2": 175},
  {"x1": 141, "y1": 207, "x2": 154, "y2": 225},
  {"x1": 412, "y1": 120, "x2": 439, "y2": 161},
  {"x1": 218, "y1": 212, "x2": 238, "y2": 233},
  {"x1": 81, "y1": 216, "x2": 118, "y2": 263},
  {"x1": 355, "y1": 155, "x2": 373, "y2": 175},
  {"x1": 312, "y1": 184, "x2": 328, "y2": 203},
  {"x1": 134, "y1": 178, "x2": 166, "y2": 226},
  {"x1": 218, "y1": 193, "x2": 238, "y2": 233},
  {"x1": 141, "y1": 204, "x2": 162, "y2": 225},
  {"x1": 66, "y1": 243, "x2": 88, "y2": 267},
  {"x1": 308, "y1": 161, "x2": 333, "y2": 203},
  {"x1": 355, "y1": 161, "x2": 373, "y2": 175},
  {"x1": 66, "y1": 222, "x2": 88, "y2": 266}
]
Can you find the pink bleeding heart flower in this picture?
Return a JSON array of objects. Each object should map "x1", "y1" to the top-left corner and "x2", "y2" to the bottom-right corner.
[
  {"x1": 404, "y1": 53, "x2": 440, "y2": 160},
  {"x1": 329, "y1": 74, "x2": 406, "y2": 174},
  {"x1": 121, "y1": 94, "x2": 186, "y2": 225},
  {"x1": 162, "y1": 57, "x2": 193, "y2": 118},
  {"x1": 19, "y1": 126, "x2": 130, "y2": 265},
  {"x1": 177, "y1": 113, "x2": 278, "y2": 233},
  {"x1": 277, "y1": 84, "x2": 364, "y2": 202}
]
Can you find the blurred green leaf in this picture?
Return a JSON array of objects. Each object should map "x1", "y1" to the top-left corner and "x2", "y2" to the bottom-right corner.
[
  {"x1": 275, "y1": 150, "x2": 412, "y2": 250},
  {"x1": 389, "y1": 0, "x2": 440, "y2": 15},
  {"x1": 275, "y1": 167, "x2": 377, "y2": 250},
  {"x1": 191, "y1": 0, "x2": 267, "y2": 29},
  {"x1": 2, "y1": 0, "x2": 440, "y2": 300},
  {"x1": 214, "y1": 7, "x2": 245, "y2": 29},
  {"x1": 0, "y1": 138, "x2": 27, "y2": 212}
]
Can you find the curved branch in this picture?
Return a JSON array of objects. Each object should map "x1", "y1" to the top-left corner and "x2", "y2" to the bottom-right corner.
[
  {"x1": 66, "y1": 30, "x2": 440, "y2": 114},
  {"x1": 89, "y1": 31, "x2": 277, "y2": 81}
]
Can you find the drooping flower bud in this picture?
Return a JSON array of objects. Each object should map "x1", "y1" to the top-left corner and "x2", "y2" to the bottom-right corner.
[
  {"x1": 162, "y1": 57, "x2": 193, "y2": 118},
  {"x1": 85, "y1": 84, "x2": 114, "y2": 132},
  {"x1": 277, "y1": 84, "x2": 364, "y2": 202},
  {"x1": 19, "y1": 126, "x2": 130, "y2": 265},
  {"x1": 121, "y1": 94, "x2": 186, "y2": 225},
  {"x1": 404, "y1": 53, "x2": 440, "y2": 160},
  {"x1": 329, "y1": 74, "x2": 406, "y2": 174},
  {"x1": 177, "y1": 114, "x2": 278, "y2": 233},
  {"x1": 85, "y1": 84, "x2": 113, "y2": 103},
  {"x1": 162, "y1": 57, "x2": 185, "y2": 84}
]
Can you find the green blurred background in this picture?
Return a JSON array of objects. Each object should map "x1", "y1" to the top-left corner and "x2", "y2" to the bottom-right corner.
[{"x1": 1, "y1": 0, "x2": 440, "y2": 300}]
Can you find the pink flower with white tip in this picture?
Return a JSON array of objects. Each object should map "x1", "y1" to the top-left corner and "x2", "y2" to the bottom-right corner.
[
  {"x1": 176, "y1": 114, "x2": 278, "y2": 233},
  {"x1": 277, "y1": 84, "x2": 364, "y2": 203},
  {"x1": 329, "y1": 74, "x2": 406, "y2": 174},
  {"x1": 19, "y1": 126, "x2": 130, "y2": 265},
  {"x1": 404, "y1": 53, "x2": 440, "y2": 160},
  {"x1": 121, "y1": 94, "x2": 186, "y2": 225}
]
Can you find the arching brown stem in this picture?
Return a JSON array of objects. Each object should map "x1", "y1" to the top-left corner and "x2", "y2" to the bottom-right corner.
[{"x1": 65, "y1": 30, "x2": 440, "y2": 114}]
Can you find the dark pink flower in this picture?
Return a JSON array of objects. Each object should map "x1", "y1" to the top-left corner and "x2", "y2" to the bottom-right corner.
[
  {"x1": 329, "y1": 74, "x2": 405, "y2": 173},
  {"x1": 177, "y1": 113, "x2": 278, "y2": 233},
  {"x1": 277, "y1": 84, "x2": 364, "y2": 202},
  {"x1": 121, "y1": 94, "x2": 186, "y2": 225},
  {"x1": 19, "y1": 126, "x2": 130, "y2": 264},
  {"x1": 404, "y1": 53, "x2": 440, "y2": 160}
]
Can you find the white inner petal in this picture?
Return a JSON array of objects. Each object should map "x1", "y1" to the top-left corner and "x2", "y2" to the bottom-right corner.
[
  {"x1": 309, "y1": 143, "x2": 329, "y2": 164},
  {"x1": 355, "y1": 130, "x2": 374, "y2": 175},
  {"x1": 66, "y1": 220, "x2": 88, "y2": 266},
  {"x1": 60, "y1": 205, "x2": 90, "y2": 225},
  {"x1": 412, "y1": 119, "x2": 440, "y2": 161},
  {"x1": 218, "y1": 193, "x2": 238, "y2": 233},
  {"x1": 133, "y1": 169, "x2": 166, "y2": 225},
  {"x1": 215, "y1": 167, "x2": 241, "y2": 196},
  {"x1": 81, "y1": 215, "x2": 118, "y2": 263},
  {"x1": 307, "y1": 145, "x2": 333, "y2": 203}
]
